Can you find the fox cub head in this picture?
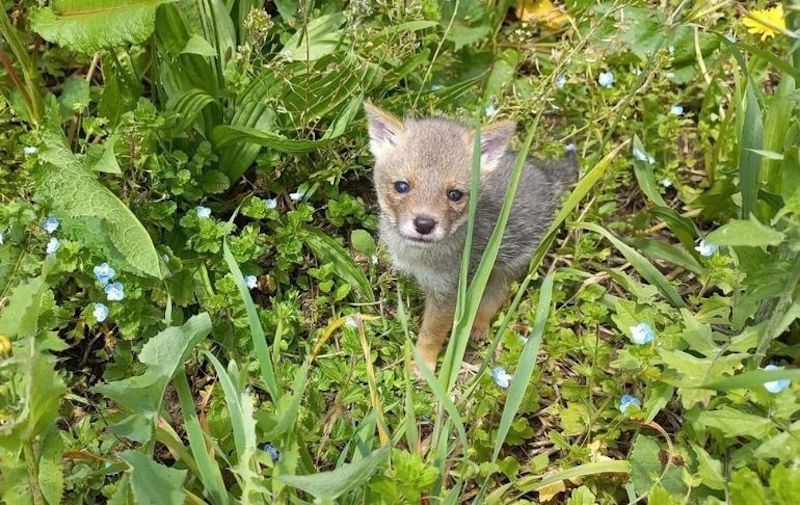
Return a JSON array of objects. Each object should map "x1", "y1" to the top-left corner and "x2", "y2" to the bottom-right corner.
[{"x1": 364, "y1": 101, "x2": 516, "y2": 246}]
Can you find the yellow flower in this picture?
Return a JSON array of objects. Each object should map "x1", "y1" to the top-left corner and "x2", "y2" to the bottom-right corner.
[
  {"x1": 742, "y1": 4, "x2": 786, "y2": 40},
  {"x1": 0, "y1": 335, "x2": 10, "y2": 357},
  {"x1": 516, "y1": 0, "x2": 571, "y2": 30}
]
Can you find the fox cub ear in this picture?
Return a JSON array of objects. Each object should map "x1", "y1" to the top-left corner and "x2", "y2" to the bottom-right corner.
[
  {"x1": 364, "y1": 101, "x2": 404, "y2": 159},
  {"x1": 479, "y1": 120, "x2": 517, "y2": 174}
]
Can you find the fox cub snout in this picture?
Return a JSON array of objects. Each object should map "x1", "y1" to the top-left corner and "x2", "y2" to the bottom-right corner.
[{"x1": 364, "y1": 101, "x2": 576, "y2": 373}]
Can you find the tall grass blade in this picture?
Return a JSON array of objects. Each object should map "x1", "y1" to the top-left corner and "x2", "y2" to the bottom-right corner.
[
  {"x1": 203, "y1": 352, "x2": 247, "y2": 458},
  {"x1": 739, "y1": 82, "x2": 764, "y2": 218}
]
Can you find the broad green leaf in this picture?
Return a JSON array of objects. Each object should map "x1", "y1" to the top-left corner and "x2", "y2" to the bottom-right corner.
[
  {"x1": 658, "y1": 348, "x2": 746, "y2": 407},
  {"x1": 277, "y1": 445, "x2": 390, "y2": 502},
  {"x1": 690, "y1": 443, "x2": 725, "y2": 490},
  {"x1": 17, "y1": 353, "x2": 66, "y2": 443},
  {"x1": 36, "y1": 133, "x2": 162, "y2": 278},
  {"x1": 263, "y1": 361, "x2": 309, "y2": 440},
  {"x1": 350, "y1": 229, "x2": 377, "y2": 257},
  {"x1": 38, "y1": 429, "x2": 64, "y2": 505},
  {"x1": 31, "y1": 0, "x2": 175, "y2": 54},
  {"x1": 213, "y1": 125, "x2": 334, "y2": 152},
  {"x1": 181, "y1": 34, "x2": 216, "y2": 56},
  {"x1": 700, "y1": 368, "x2": 800, "y2": 391},
  {"x1": 567, "y1": 486, "x2": 597, "y2": 505},
  {"x1": 118, "y1": 451, "x2": 187, "y2": 505},
  {"x1": 646, "y1": 207, "x2": 698, "y2": 250},
  {"x1": 94, "y1": 314, "x2": 212, "y2": 441},
  {"x1": 280, "y1": 13, "x2": 346, "y2": 61},
  {"x1": 770, "y1": 465, "x2": 800, "y2": 505},
  {"x1": 0, "y1": 275, "x2": 47, "y2": 339},
  {"x1": 302, "y1": 227, "x2": 374, "y2": 301},
  {"x1": 695, "y1": 407, "x2": 772, "y2": 439},
  {"x1": 730, "y1": 468, "x2": 767, "y2": 505},
  {"x1": 167, "y1": 88, "x2": 219, "y2": 132},
  {"x1": 627, "y1": 238, "x2": 703, "y2": 274},
  {"x1": 705, "y1": 216, "x2": 785, "y2": 247}
]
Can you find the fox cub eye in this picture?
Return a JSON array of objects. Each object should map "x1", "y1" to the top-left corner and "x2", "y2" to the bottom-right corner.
[
  {"x1": 394, "y1": 181, "x2": 410, "y2": 193},
  {"x1": 447, "y1": 189, "x2": 464, "y2": 202}
]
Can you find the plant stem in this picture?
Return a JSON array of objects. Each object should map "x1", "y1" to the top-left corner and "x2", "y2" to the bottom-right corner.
[
  {"x1": 0, "y1": 6, "x2": 43, "y2": 125},
  {"x1": 23, "y1": 441, "x2": 45, "y2": 505}
]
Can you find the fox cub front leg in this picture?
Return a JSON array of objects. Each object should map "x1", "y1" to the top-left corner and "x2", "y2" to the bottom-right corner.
[
  {"x1": 471, "y1": 275, "x2": 509, "y2": 339},
  {"x1": 416, "y1": 298, "x2": 455, "y2": 374}
]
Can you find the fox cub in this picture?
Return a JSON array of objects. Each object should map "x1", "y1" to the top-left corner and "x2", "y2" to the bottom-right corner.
[{"x1": 364, "y1": 102, "x2": 576, "y2": 373}]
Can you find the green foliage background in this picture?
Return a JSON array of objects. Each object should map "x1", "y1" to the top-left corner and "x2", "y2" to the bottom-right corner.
[{"x1": 1, "y1": 0, "x2": 800, "y2": 503}]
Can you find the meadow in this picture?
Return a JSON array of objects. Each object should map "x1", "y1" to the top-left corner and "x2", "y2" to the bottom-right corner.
[{"x1": 1, "y1": 0, "x2": 799, "y2": 503}]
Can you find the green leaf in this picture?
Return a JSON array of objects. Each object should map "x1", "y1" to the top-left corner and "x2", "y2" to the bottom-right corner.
[
  {"x1": 695, "y1": 406, "x2": 772, "y2": 439},
  {"x1": 627, "y1": 238, "x2": 703, "y2": 274},
  {"x1": 690, "y1": 443, "x2": 725, "y2": 491},
  {"x1": 36, "y1": 133, "x2": 162, "y2": 278},
  {"x1": 580, "y1": 223, "x2": 685, "y2": 307},
  {"x1": 302, "y1": 227, "x2": 374, "y2": 301},
  {"x1": 705, "y1": 216, "x2": 785, "y2": 247},
  {"x1": 770, "y1": 465, "x2": 800, "y2": 505},
  {"x1": 212, "y1": 125, "x2": 334, "y2": 152},
  {"x1": 0, "y1": 275, "x2": 47, "y2": 339},
  {"x1": 181, "y1": 34, "x2": 216, "y2": 57},
  {"x1": 739, "y1": 82, "x2": 764, "y2": 218},
  {"x1": 730, "y1": 468, "x2": 767, "y2": 505},
  {"x1": 94, "y1": 314, "x2": 212, "y2": 441},
  {"x1": 566, "y1": 486, "x2": 597, "y2": 505},
  {"x1": 118, "y1": 451, "x2": 187, "y2": 505},
  {"x1": 632, "y1": 135, "x2": 667, "y2": 207},
  {"x1": 89, "y1": 134, "x2": 123, "y2": 174},
  {"x1": 350, "y1": 229, "x2": 376, "y2": 257},
  {"x1": 277, "y1": 445, "x2": 390, "y2": 502},
  {"x1": 30, "y1": 0, "x2": 175, "y2": 54},
  {"x1": 699, "y1": 368, "x2": 800, "y2": 391},
  {"x1": 38, "y1": 429, "x2": 64, "y2": 505},
  {"x1": 280, "y1": 13, "x2": 346, "y2": 61},
  {"x1": 658, "y1": 348, "x2": 745, "y2": 407}
]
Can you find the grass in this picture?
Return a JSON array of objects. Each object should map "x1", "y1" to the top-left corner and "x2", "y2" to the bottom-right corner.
[{"x1": 1, "y1": 1, "x2": 800, "y2": 504}]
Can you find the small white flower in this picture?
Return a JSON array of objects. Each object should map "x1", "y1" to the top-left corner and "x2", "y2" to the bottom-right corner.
[
  {"x1": 344, "y1": 316, "x2": 358, "y2": 329},
  {"x1": 670, "y1": 104, "x2": 684, "y2": 116},
  {"x1": 370, "y1": 254, "x2": 378, "y2": 264},
  {"x1": 43, "y1": 217, "x2": 59, "y2": 234},
  {"x1": 46, "y1": 237, "x2": 60, "y2": 255},
  {"x1": 694, "y1": 239, "x2": 719, "y2": 257},
  {"x1": 555, "y1": 75, "x2": 567, "y2": 89},
  {"x1": 104, "y1": 282, "x2": 125, "y2": 301},
  {"x1": 665, "y1": 71, "x2": 675, "y2": 79},
  {"x1": 597, "y1": 71, "x2": 615, "y2": 88},
  {"x1": 763, "y1": 364, "x2": 791, "y2": 393},
  {"x1": 0, "y1": 231, "x2": 4, "y2": 245},
  {"x1": 195, "y1": 206, "x2": 212, "y2": 219},
  {"x1": 725, "y1": 33, "x2": 736, "y2": 43},
  {"x1": 244, "y1": 275, "x2": 258, "y2": 289},
  {"x1": 431, "y1": 84, "x2": 444, "y2": 91},
  {"x1": 634, "y1": 68, "x2": 642, "y2": 76},
  {"x1": 265, "y1": 198, "x2": 278, "y2": 209},
  {"x1": 519, "y1": 334, "x2": 529, "y2": 345},
  {"x1": 491, "y1": 366, "x2": 513, "y2": 388},
  {"x1": 289, "y1": 190, "x2": 305, "y2": 202},
  {"x1": 485, "y1": 103, "x2": 498, "y2": 118},
  {"x1": 660, "y1": 178, "x2": 672, "y2": 188},
  {"x1": 23, "y1": 146, "x2": 38, "y2": 155},
  {"x1": 668, "y1": 45, "x2": 675, "y2": 54},
  {"x1": 93, "y1": 303, "x2": 109, "y2": 323},
  {"x1": 629, "y1": 322, "x2": 654, "y2": 345}
]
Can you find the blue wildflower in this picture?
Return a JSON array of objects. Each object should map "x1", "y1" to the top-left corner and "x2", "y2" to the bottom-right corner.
[
  {"x1": 195, "y1": 206, "x2": 212, "y2": 219},
  {"x1": 93, "y1": 262, "x2": 116, "y2": 286},
  {"x1": 46, "y1": 237, "x2": 60, "y2": 255},
  {"x1": 670, "y1": 104, "x2": 684, "y2": 116},
  {"x1": 629, "y1": 322, "x2": 654, "y2": 345},
  {"x1": 763, "y1": 364, "x2": 791, "y2": 393},
  {"x1": 491, "y1": 366, "x2": 512, "y2": 389},
  {"x1": 43, "y1": 217, "x2": 59, "y2": 234},
  {"x1": 244, "y1": 275, "x2": 258, "y2": 289},
  {"x1": 262, "y1": 442, "x2": 280, "y2": 462},
  {"x1": 597, "y1": 71, "x2": 615, "y2": 88},
  {"x1": 694, "y1": 239, "x2": 719, "y2": 257},
  {"x1": 632, "y1": 147, "x2": 654, "y2": 165},
  {"x1": 619, "y1": 394, "x2": 641, "y2": 413},
  {"x1": 105, "y1": 282, "x2": 125, "y2": 301},
  {"x1": 265, "y1": 198, "x2": 278, "y2": 209},
  {"x1": 93, "y1": 303, "x2": 109, "y2": 323}
]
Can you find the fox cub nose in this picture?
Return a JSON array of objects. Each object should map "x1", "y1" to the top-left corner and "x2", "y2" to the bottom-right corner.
[{"x1": 413, "y1": 216, "x2": 437, "y2": 235}]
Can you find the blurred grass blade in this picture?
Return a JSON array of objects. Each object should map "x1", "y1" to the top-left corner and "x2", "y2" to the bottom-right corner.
[
  {"x1": 579, "y1": 223, "x2": 686, "y2": 307},
  {"x1": 739, "y1": 82, "x2": 763, "y2": 218},
  {"x1": 203, "y1": 352, "x2": 247, "y2": 458},
  {"x1": 223, "y1": 240, "x2": 280, "y2": 402},
  {"x1": 647, "y1": 207, "x2": 699, "y2": 249},
  {"x1": 627, "y1": 238, "x2": 703, "y2": 274},
  {"x1": 700, "y1": 368, "x2": 800, "y2": 390},
  {"x1": 491, "y1": 272, "x2": 554, "y2": 462},
  {"x1": 174, "y1": 370, "x2": 230, "y2": 505}
]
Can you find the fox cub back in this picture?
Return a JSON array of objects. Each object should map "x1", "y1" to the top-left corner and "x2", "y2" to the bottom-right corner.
[{"x1": 364, "y1": 101, "x2": 576, "y2": 372}]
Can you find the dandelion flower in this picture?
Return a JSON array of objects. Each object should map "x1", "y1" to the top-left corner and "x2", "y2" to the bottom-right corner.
[
  {"x1": 597, "y1": 71, "x2": 615, "y2": 88},
  {"x1": 763, "y1": 364, "x2": 791, "y2": 393},
  {"x1": 491, "y1": 366, "x2": 513, "y2": 388},
  {"x1": 43, "y1": 217, "x2": 59, "y2": 234},
  {"x1": 105, "y1": 282, "x2": 125, "y2": 301},
  {"x1": 695, "y1": 239, "x2": 719, "y2": 257},
  {"x1": 619, "y1": 394, "x2": 641, "y2": 413},
  {"x1": 743, "y1": 5, "x2": 785, "y2": 41},
  {"x1": 630, "y1": 322, "x2": 654, "y2": 345},
  {"x1": 195, "y1": 206, "x2": 212, "y2": 219},
  {"x1": 93, "y1": 303, "x2": 109, "y2": 323}
]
